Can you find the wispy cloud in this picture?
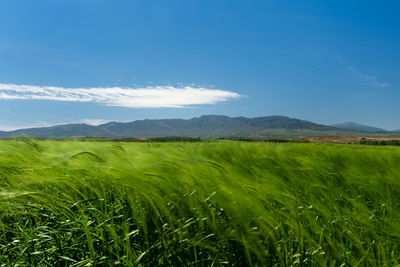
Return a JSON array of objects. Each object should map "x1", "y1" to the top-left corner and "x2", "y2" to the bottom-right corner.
[
  {"x1": 371, "y1": 82, "x2": 390, "y2": 88},
  {"x1": 79, "y1": 119, "x2": 111, "y2": 125},
  {"x1": 0, "y1": 83, "x2": 242, "y2": 108},
  {"x1": 0, "y1": 122, "x2": 56, "y2": 131},
  {"x1": 348, "y1": 66, "x2": 391, "y2": 88}
]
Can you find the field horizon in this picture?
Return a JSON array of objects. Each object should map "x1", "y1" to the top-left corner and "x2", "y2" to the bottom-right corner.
[{"x1": 1, "y1": 1, "x2": 400, "y2": 265}]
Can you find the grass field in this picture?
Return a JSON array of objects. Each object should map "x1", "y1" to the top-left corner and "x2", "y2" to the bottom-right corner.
[{"x1": 0, "y1": 139, "x2": 400, "y2": 266}]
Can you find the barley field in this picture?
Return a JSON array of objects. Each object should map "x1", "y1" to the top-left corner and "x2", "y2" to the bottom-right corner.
[{"x1": 0, "y1": 139, "x2": 399, "y2": 266}]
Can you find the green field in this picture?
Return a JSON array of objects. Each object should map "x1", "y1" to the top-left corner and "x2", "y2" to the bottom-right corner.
[{"x1": 0, "y1": 140, "x2": 400, "y2": 266}]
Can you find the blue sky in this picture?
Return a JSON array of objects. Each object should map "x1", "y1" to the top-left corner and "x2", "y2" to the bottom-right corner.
[{"x1": 0, "y1": 0, "x2": 399, "y2": 130}]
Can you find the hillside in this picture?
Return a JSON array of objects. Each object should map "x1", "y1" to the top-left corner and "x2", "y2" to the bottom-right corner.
[{"x1": 332, "y1": 122, "x2": 388, "y2": 132}]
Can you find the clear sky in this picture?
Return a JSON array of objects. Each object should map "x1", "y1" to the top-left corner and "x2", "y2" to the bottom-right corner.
[{"x1": 0, "y1": 0, "x2": 399, "y2": 130}]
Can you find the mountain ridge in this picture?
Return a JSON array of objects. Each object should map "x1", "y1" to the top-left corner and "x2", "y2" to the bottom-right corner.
[
  {"x1": 332, "y1": 122, "x2": 388, "y2": 133},
  {"x1": 0, "y1": 115, "x2": 398, "y2": 138}
]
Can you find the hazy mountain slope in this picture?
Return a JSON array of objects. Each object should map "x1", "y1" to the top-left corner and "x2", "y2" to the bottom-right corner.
[
  {"x1": 2, "y1": 124, "x2": 109, "y2": 138},
  {"x1": 332, "y1": 122, "x2": 387, "y2": 133}
]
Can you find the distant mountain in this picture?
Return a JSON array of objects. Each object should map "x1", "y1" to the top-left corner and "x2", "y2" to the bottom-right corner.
[
  {"x1": 331, "y1": 122, "x2": 388, "y2": 133},
  {"x1": 0, "y1": 115, "x2": 344, "y2": 138},
  {"x1": 0, "y1": 124, "x2": 108, "y2": 138},
  {"x1": 1, "y1": 115, "x2": 397, "y2": 138}
]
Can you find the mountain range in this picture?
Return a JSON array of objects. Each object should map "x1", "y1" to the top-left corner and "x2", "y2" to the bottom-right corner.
[{"x1": 0, "y1": 115, "x2": 398, "y2": 138}]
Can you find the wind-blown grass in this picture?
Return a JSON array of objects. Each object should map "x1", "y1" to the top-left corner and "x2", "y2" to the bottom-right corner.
[{"x1": 0, "y1": 140, "x2": 399, "y2": 266}]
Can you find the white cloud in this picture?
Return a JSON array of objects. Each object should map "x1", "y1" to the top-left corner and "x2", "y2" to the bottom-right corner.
[
  {"x1": 79, "y1": 119, "x2": 111, "y2": 125},
  {"x1": 0, "y1": 83, "x2": 242, "y2": 108},
  {"x1": 348, "y1": 66, "x2": 391, "y2": 88},
  {"x1": 371, "y1": 82, "x2": 390, "y2": 88}
]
